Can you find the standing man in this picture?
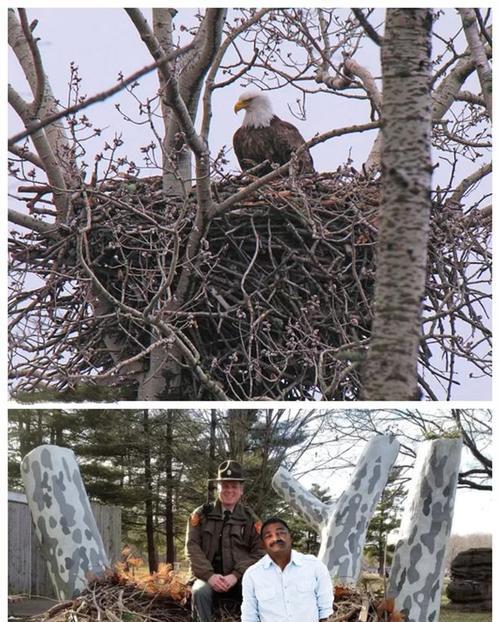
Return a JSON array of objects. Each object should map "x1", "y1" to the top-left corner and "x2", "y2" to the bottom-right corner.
[
  {"x1": 186, "y1": 460, "x2": 264, "y2": 622},
  {"x1": 241, "y1": 517, "x2": 333, "y2": 622}
]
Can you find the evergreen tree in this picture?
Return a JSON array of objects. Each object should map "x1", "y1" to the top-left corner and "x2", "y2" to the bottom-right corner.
[
  {"x1": 8, "y1": 408, "x2": 316, "y2": 569},
  {"x1": 364, "y1": 470, "x2": 406, "y2": 574}
]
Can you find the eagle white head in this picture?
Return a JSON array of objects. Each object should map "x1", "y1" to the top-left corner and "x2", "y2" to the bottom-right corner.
[{"x1": 234, "y1": 90, "x2": 274, "y2": 128}]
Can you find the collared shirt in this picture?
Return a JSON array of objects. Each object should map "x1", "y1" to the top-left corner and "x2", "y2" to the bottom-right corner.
[{"x1": 241, "y1": 550, "x2": 333, "y2": 622}]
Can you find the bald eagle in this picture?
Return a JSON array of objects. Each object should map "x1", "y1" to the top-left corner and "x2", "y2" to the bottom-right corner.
[{"x1": 233, "y1": 90, "x2": 315, "y2": 176}]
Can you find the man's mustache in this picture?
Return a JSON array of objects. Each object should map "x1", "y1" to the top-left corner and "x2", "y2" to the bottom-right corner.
[{"x1": 270, "y1": 539, "x2": 286, "y2": 545}]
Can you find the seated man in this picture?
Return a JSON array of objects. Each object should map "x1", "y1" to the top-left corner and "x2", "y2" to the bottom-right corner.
[
  {"x1": 186, "y1": 460, "x2": 264, "y2": 622},
  {"x1": 241, "y1": 517, "x2": 333, "y2": 622}
]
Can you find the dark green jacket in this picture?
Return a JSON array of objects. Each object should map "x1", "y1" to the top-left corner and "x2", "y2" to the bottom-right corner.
[{"x1": 186, "y1": 500, "x2": 264, "y2": 581}]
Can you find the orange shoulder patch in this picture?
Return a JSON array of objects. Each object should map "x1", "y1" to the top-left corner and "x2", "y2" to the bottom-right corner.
[
  {"x1": 190, "y1": 512, "x2": 201, "y2": 527},
  {"x1": 254, "y1": 521, "x2": 262, "y2": 535}
]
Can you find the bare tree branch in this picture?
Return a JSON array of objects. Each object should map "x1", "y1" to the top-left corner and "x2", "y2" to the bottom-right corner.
[
  {"x1": 18, "y1": 9, "x2": 46, "y2": 116},
  {"x1": 8, "y1": 43, "x2": 196, "y2": 146},
  {"x1": 445, "y1": 161, "x2": 492, "y2": 208},
  {"x1": 8, "y1": 8, "x2": 70, "y2": 167},
  {"x1": 9, "y1": 83, "x2": 69, "y2": 220},
  {"x1": 459, "y1": 9, "x2": 493, "y2": 119},
  {"x1": 432, "y1": 30, "x2": 491, "y2": 120},
  {"x1": 9, "y1": 143, "x2": 45, "y2": 170},
  {"x1": 474, "y1": 8, "x2": 492, "y2": 47},
  {"x1": 352, "y1": 9, "x2": 383, "y2": 46},
  {"x1": 200, "y1": 9, "x2": 271, "y2": 144},
  {"x1": 8, "y1": 208, "x2": 59, "y2": 237}
]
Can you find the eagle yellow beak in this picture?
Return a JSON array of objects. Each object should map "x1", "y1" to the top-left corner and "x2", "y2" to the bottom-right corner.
[{"x1": 234, "y1": 100, "x2": 247, "y2": 114}]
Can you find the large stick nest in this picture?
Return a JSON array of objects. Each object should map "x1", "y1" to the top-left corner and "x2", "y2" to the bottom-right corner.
[{"x1": 9, "y1": 168, "x2": 491, "y2": 400}]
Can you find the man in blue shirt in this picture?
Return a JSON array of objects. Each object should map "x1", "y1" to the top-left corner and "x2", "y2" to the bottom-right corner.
[{"x1": 241, "y1": 517, "x2": 334, "y2": 622}]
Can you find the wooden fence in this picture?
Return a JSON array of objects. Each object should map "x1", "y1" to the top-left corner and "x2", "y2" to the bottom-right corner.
[{"x1": 8, "y1": 490, "x2": 122, "y2": 598}]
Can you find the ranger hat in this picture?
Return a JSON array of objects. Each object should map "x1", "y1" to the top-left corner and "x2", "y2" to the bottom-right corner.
[{"x1": 210, "y1": 460, "x2": 245, "y2": 482}]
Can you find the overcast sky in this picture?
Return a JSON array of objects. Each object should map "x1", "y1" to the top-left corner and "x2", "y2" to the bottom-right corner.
[
  {"x1": 9, "y1": 7, "x2": 487, "y2": 177},
  {"x1": 8, "y1": 7, "x2": 380, "y2": 176}
]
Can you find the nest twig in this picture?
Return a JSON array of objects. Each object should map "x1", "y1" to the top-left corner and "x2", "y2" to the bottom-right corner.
[
  {"x1": 40, "y1": 570, "x2": 190, "y2": 622},
  {"x1": 34, "y1": 575, "x2": 396, "y2": 622},
  {"x1": 9, "y1": 167, "x2": 491, "y2": 400}
]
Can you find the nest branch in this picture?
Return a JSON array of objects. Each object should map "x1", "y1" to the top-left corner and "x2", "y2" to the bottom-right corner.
[{"x1": 9, "y1": 168, "x2": 491, "y2": 400}]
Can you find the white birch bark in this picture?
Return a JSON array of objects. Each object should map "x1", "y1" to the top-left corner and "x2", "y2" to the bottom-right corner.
[
  {"x1": 8, "y1": 9, "x2": 73, "y2": 176},
  {"x1": 361, "y1": 9, "x2": 433, "y2": 400},
  {"x1": 273, "y1": 435, "x2": 400, "y2": 582},
  {"x1": 21, "y1": 445, "x2": 109, "y2": 600},
  {"x1": 459, "y1": 9, "x2": 492, "y2": 119},
  {"x1": 388, "y1": 438, "x2": 462, "y2": 622}
]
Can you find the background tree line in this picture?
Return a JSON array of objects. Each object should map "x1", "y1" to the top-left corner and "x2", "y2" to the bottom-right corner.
[{"x1": 8, "y1": 408, "x2": 491, "y2": 574}]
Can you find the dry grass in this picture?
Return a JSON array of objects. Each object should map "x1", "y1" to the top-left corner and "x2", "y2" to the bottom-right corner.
[{"x1": 440, "y1": 609, "x2": 491, "y2": 622}]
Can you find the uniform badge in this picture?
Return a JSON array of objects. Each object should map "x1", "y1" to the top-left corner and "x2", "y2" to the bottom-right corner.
[{"x1": 190, "y1": 512, "x2": 201, "y2": 527}]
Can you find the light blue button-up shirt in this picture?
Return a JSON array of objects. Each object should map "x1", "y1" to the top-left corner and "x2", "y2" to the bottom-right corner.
[{"x1": 241, "y1": 550, "x2": 334, "y2": 622}]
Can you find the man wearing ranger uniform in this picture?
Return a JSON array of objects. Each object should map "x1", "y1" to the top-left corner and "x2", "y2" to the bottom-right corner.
[{"x1": 186, "y1": 460, "x2": 264, "y2": 622}]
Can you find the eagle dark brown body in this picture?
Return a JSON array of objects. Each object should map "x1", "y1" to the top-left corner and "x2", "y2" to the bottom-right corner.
[
  {"x1": 234, "y1": 116, "x2": 314, "y2": 176},
  {"x1": 233, "y1": 91, "x2": 315, "y2": 177}
]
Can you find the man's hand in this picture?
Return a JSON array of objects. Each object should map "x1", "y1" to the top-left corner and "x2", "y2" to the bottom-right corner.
[
  {"x1": 208, "y1": 574, "x2": 229, "y2": 592},
  {"x1": 221, "y1": 573, "x2": 238, "y2": 590}
]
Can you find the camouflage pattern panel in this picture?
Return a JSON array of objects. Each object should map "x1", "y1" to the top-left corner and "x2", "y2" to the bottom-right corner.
[
  {"x1": 388, "y1": 438, "x2": 462, "y2": 622},
  {"x1": 272, "y1": 467, "x2": 330, "y2": 530},
  {"x1": 21, "y1": 445, "x2": 110, "y2": 600},
  {"x1": 318, "y1": 435, "x2": 400, "y2": 583},
  {"x1": 272, "y1": 435, "x2": 400, "y2": 583}
]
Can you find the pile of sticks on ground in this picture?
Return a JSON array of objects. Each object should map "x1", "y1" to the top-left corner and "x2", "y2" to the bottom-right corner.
[
  {"x1": 9, "y1": 167, "x2": 491, "y2": 400},
  {"x1": 40, "y1": 568, "x2": 190, "y2": 622},
  {"x1": 332, "y1": 585, "x2": 404, "y2": 621},
  {"x1": 36, "y1": 573, "x2": 401, "y2": 622}
]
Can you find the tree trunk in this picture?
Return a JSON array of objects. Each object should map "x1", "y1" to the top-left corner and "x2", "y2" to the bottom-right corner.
[
  {"x1": 388, "y1": 438, "x2": 462, "y2": 622},
  {"x1": 18, "y1": 413, "x2": 31, "y2": 457},
  {"x1": 361, "y1": 9, "x2": 433, "y2": 400},
  {"x1": 227, "y1": 410, "x2": 251, "y2": 463},
  {"x1": 208, "y1": 410, "x2": 218, "y2": 501},
  {"x1": 36, "y1": 412, "x2": 44, "y2": 445},
  {"x1": 255, "y1": 410, "x2": 273, "y2": 516},
  {"x1": 143, "y1": 409, "x2": 158, "y2": 573},
  {"x1": 165, "y1": 412, "x2": 175, "y2": 564},
  {"x1": 21, "y1": 445, "x2": 109, "y2": 599}
]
